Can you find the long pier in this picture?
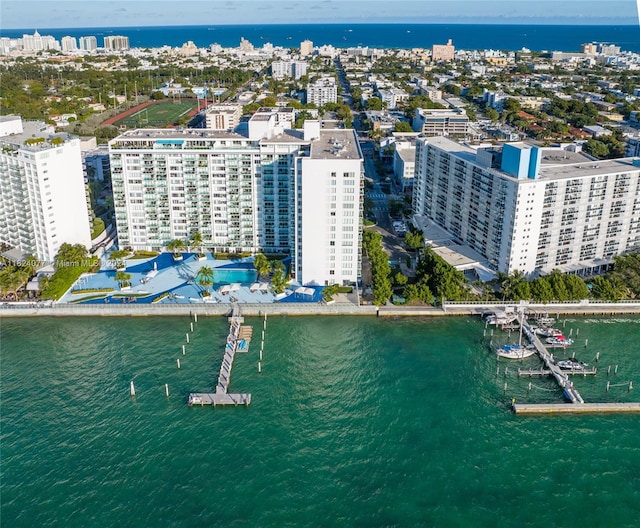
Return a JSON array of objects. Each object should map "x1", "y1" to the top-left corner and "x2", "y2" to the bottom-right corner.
[
  {"x1": 188, "y1": 304, "x2": 252, "y2": 407},
  {"x1": 513, "y1": 402, "x2": 640, "y2": 415},
  {"x1": 517, "y1": 367, "x2": 598, "y2": 377}
]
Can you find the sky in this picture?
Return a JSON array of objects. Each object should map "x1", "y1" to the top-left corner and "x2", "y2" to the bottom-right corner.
[{"x1": 1, "y1": 0, "x2": 638, "y2": 29}]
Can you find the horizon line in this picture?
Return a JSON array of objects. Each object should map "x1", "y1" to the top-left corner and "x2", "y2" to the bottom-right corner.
[{"x1": 3, "y1": 20, "x2": 639, "y2": 31}]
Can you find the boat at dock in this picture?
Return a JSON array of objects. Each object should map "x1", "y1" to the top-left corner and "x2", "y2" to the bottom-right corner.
[
  {"x1": 556, "y1": 358, "x2": 588, "y2": 370},
  {"x1": 497, "y1": 344, "x2": 536, "y2": 359},
  {"x1": 534, "y1": 327, "x2": 563, "y2": 338},
  {"x1": 546, "y1": 336, "x2": 574, "y2": 347}
]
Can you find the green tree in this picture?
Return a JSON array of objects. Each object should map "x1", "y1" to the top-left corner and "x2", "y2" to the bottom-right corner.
[
  {"x1": 404, "y1": 230, "x2": 424, "y2": 251},
  {"x1": 394, "y1": 121, "x2": 413, "y2": 133},
  {"x1": 190, "y1": 231, "x2": 204, "y2": 255},
  {"x1": 115, "y1": 271, "x2": 132, "y2": 288},
  {"x1": 166, "y1": 239, "x2": 186, "y2": 256},
  {"x1": 196, "y1": 265, "x2": 214, "y2": 295},
  {"x1": 530, "y1": 277, "x2": 554, "y2": 302},
  {"x1": 270, "y1": 260, "x2": 288, "y2": 294},
  {"x1": 365, "y1": 97, "x2": 384, "y2": 111},
  {"x1": 253, "y1": 253, "x2": 271, "y2": 279}
]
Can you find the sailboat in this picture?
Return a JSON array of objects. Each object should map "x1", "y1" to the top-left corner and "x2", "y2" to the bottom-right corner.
[{"x1": 496, "y1": 311, "x2": 535, "y2": 359}]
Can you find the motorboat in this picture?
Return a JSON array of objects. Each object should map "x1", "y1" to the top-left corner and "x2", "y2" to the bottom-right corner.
[
  {"x1": 535, "y1": 327, "x2": 563, "y2": 338},
  {"x1": 557, "y1": 358, "x2": 588, "y2": 370},
  {"x1": 546, "y1": 336, "x2": 574, "y2": 347},
  {"x1": 497, "y1": 344, "x2": 536, "y2": 359}
]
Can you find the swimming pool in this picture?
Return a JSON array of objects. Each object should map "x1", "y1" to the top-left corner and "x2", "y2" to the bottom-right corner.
[{"x1": 214, "y1": 268, "x2": 258, "y2": 284}]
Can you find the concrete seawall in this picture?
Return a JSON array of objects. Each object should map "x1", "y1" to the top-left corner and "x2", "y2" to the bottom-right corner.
[{"x1": 2, "y1": 301, "x2": 639, "y2": 318}]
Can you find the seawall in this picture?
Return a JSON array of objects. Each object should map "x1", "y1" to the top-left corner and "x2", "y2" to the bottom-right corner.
[{"x1": 1, "y1": 300, "x2": 640, "y2": 318}]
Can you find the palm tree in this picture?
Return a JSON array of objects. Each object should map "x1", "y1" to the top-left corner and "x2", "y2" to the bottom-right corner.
[
  {"x1": 115, "y1": 271, "x2": 132, "y2": 289},
  {"x1": 190, "y1": 231, "x2": 204, "y2": 256},
  {"x1": 196, "y1": 266, "x2": 214, "y2": 296},
  {"x1": 166, "y1": 239, "x2": 186, "y2": 260},
  {"x1": 253, "y1": 252, "x2": 270, "y2": 280}
]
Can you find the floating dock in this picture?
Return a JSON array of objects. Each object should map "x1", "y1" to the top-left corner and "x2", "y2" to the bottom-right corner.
[
  {"x1": 513, "y1": 402, "x2": 640, "y2": 415},
  {"x1": 188, "y1": 304, "x2": 251, "y2": 407}
]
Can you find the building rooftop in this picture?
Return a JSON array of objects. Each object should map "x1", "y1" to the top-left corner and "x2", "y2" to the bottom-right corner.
[
  {"x1": 310, "y1": 129, "x2": 361, "y2": 160},
  {"x1": 538, "y1": 157, "x2": 640, "y2": 180}
]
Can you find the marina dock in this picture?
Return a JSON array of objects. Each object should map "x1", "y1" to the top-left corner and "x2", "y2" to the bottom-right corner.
[
  {"x1": 513, "y1": 402, "x2": 640, "y2": 415},
  {"x1": 188, "y1": 304, "x2": 252, "y2": 407},
  {"x1": 517, "y1": 367, "x2": 598, "y2": 377},
  {"x1": 521, "y1": 319, "x2": 585, "y2": 404}
]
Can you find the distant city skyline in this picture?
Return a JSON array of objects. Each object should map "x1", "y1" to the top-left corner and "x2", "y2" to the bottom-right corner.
[{"x1": 1, "y1": 0, "x2": 638, "y2": 29}]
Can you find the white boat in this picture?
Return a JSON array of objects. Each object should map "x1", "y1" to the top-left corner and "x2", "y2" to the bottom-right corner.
[
  {"x1": 535, "y1": 327, "x2": 563, "y2": 337},
  {"x1": 497, "y1": 344, "x2": 536, "y2": 359},
  {"x1": 546, "y1": 336, "x2": 574, "y2": 347},
  {"x1": 557, "y1": 358, "x2": 587, "y2": 370}
]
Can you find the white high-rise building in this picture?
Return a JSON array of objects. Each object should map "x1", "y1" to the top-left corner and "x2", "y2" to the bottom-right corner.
[
  {"x1": 109, "y1": 113, "x2": 363, "y2": 285},
  {"x1": 413, "y1": 137, "x2": 640, "y2": 276},
  {"x1": 271, "y1": 61, "x2": 308, "y2": 80},
  {"x1": 21, "y1": 30, "x2": 60, "y2": 52},
  {"x1": 103, "y1": 35, "x2": 129, "y2": 50},
  {"x1": 0, "y1": 116, "x2": 92, "y2": 262},
  {"x1": 306, "y1": 77, "x2": 338, "y2": 107},
  {"x1": 61, "y1": 36, "x2": 77, "y2": 52},
  {"x1": 79, "y1": 36, "x2": 97, "y2": 51}
]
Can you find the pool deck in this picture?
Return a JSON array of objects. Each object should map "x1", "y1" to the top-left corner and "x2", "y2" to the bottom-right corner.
[{"x1": 60, "y1": 253, "x2": 323, "y2": 306}]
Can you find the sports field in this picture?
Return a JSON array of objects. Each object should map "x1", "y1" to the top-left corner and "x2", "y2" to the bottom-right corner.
[{"x1": 112, "y1": 100, "x2": 199, "y2": 128}]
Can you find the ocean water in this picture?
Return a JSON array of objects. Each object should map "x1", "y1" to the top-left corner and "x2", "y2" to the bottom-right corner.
[
  {"x1": 3, "y1": 24, "x2": 640, "y2": 53},
  {"x1": 1, "y1": 315, "x2": 639, "y2": 527}
]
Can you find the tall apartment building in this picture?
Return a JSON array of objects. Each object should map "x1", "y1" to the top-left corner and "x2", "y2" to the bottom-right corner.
[
  {"x1": 204, "y1": 103, "x2": 242, "y2": 130},
  {"x1": 413, "y1": 137, "x2": 640, "y2": 276},
  {"x1": 0, "y1": 116, "x2": 92, "y2": 262},
  {"x1": 412, "y1": 108, "x2": 469, "y2": 136},
  {"x1": 103, "y1": 35, "x2": 129, "y2": 51},
  {"x1": 21, "y1": 30, "x2": 60, "y2": 52},
  {"x1": 271, "y1": 61, "x2": 308, "y2": 80},
  {"x1": 108, "y1": 112, "x2": 363, "y2": 285},
  {"x1": 61, "y1": 36, "x2": 77, "y2": 52},
  {"x1": 300, "y1": 40, "x2": 313, "y2": 56},
  {"x1": 306, "y1": 77, "x2": 338, "y2": 107},
  {"x1": 432, "y1": 39, "x2": 455, "y2": 62},
  {"x1": 79, "y1": 36, "x2": 97, "y2": 51}
]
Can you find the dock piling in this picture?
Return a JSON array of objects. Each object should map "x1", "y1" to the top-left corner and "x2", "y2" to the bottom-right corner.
[
  {"x1": 177, "y1": 358, "x2": 181, "y2": 369},
  {"x1": 190, "y1": 322, "x2": 194, "y2": 332},
  {"x1": 130, "y1": 380, "x2": 136, "y2": 397},
  {"x1": 165, "y1": 383, "x2": 169, "y2": 397},
  {"x1": 258, "y1": 361, "x2": 262, "y2": 373},
  {"x1": 186, "y1": 333, "x2": 190, "y2": 344},
  {"x1": 182, "y1": 344, "x2": 185, "y2": 355}
]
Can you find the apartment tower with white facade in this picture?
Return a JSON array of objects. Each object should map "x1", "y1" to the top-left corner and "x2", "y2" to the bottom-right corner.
[
  {"x1": 413, "y1": 137, "x2": 640, "y2": 276},
  {"x1": 109, "y1": 111, "x2": 363, "y2": 285},
  {"x1": 0, "y1": 116, "x2": 92, "y2": 262}
]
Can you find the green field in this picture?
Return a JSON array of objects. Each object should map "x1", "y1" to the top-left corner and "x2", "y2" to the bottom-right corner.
[{"x1": 114, "y1": 100, "x2": 199, "y2": 128}]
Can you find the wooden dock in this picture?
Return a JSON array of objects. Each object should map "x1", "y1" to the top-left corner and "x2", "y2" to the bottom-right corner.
[
  {"x1": 517, "y1": 367, "x2": 598, "y2": 377},
  {"x1": 513, "y1": 402, "x2": 640, "y2": 415},
  {"x1": 189, "y1": 304, "x2": 251, "y2": 407},
  {"x1": 522, "y1": 320, "x2": 585, "y2": 404}
]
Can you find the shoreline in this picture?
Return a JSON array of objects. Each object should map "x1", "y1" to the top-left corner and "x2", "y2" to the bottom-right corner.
[{"x1": 2, "y1": 301, "x2": 640, "y2": 318}]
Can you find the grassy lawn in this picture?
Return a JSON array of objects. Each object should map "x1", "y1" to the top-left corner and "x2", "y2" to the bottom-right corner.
[{"x1": 114, "y1": 100, "x2": 198, "y2": 128}]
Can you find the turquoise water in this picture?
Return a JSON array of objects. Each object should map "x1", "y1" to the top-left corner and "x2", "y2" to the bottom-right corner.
[
  {"x1": 1, "y1": 315, "x2": 639, "y2": 527},
  {"x1": 214, "y1": 268, "x2": 258, "y2": 284}
]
